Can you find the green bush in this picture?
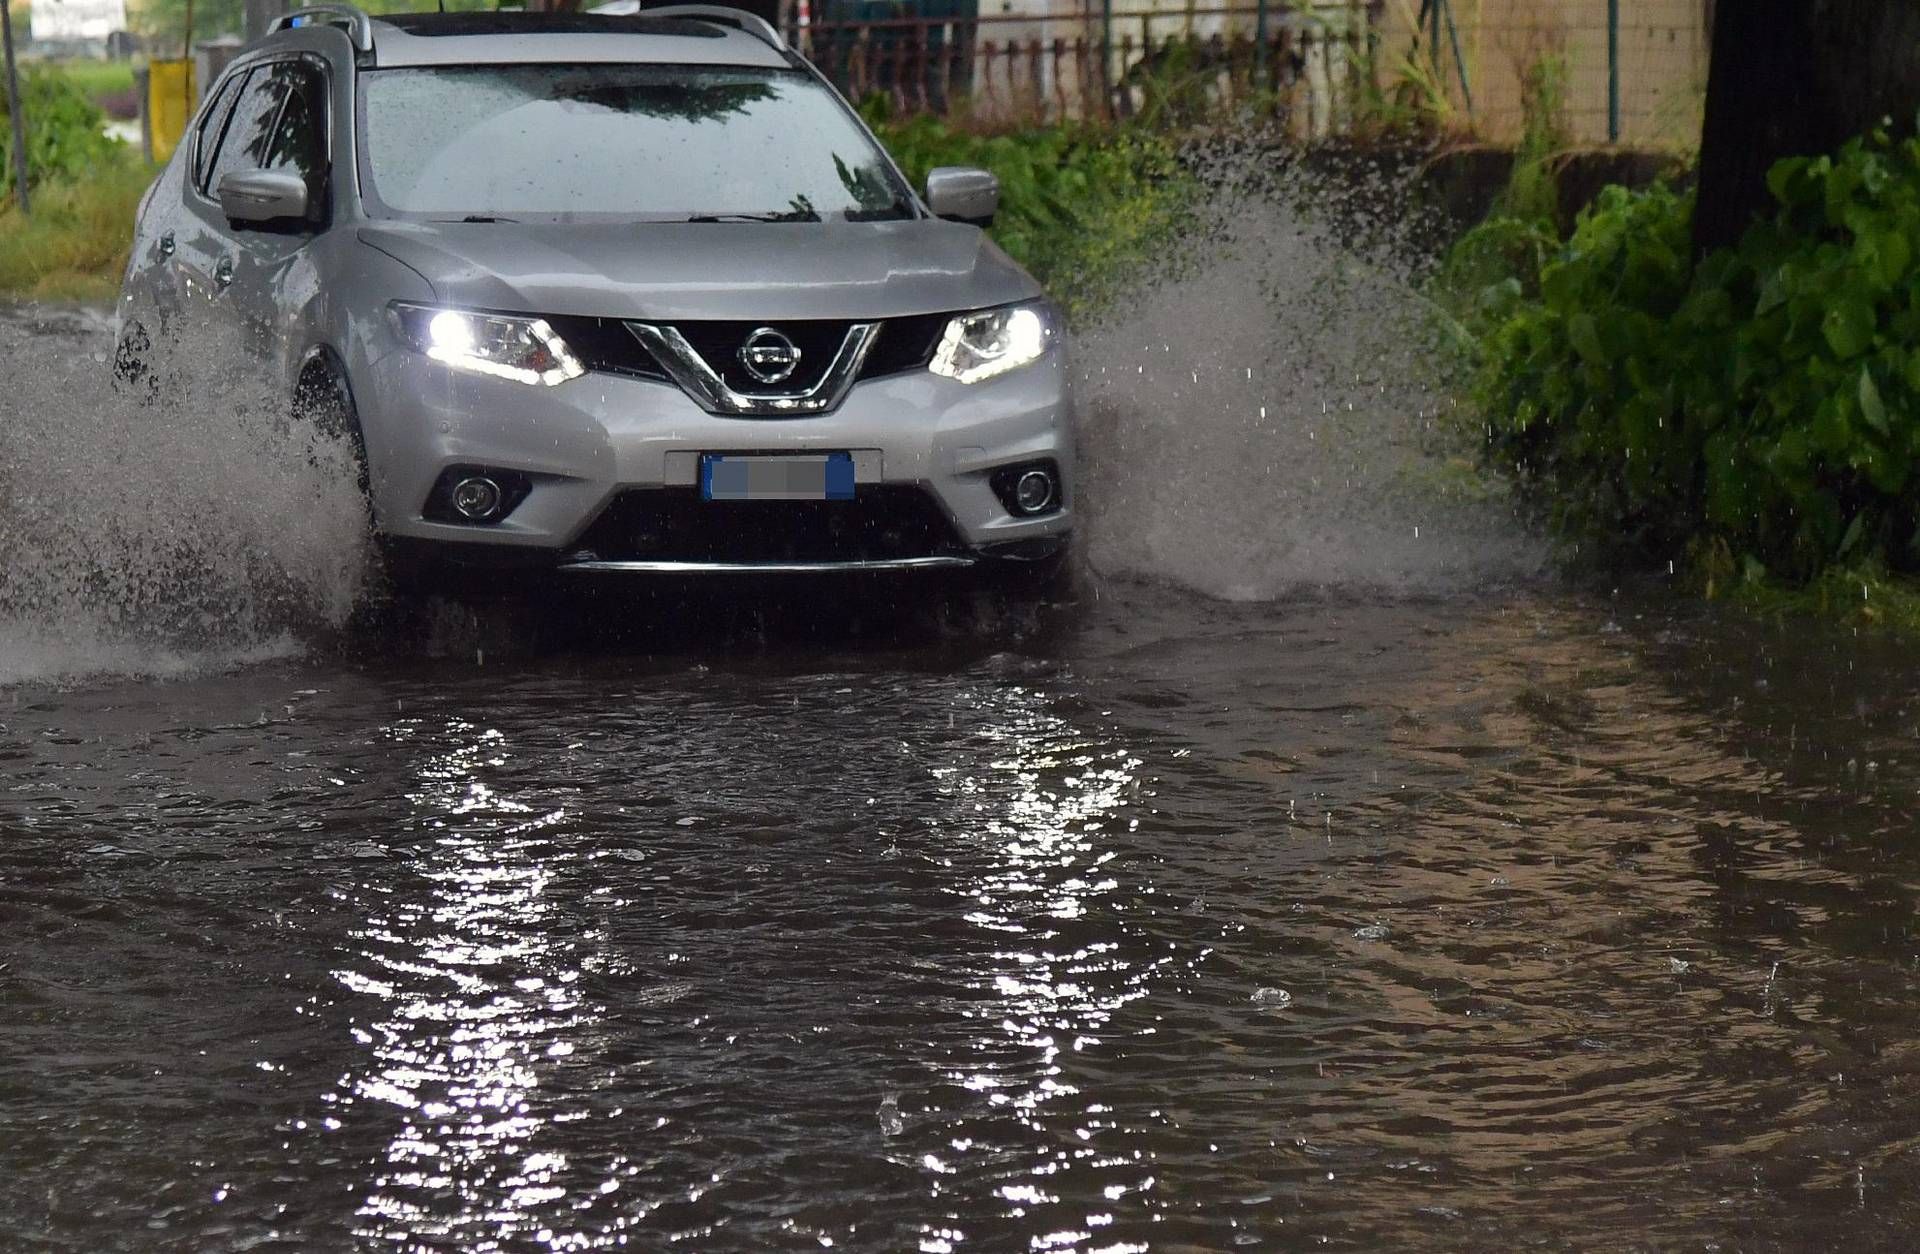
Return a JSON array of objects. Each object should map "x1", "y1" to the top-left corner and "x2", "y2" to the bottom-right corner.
[
  {"x1": 1, "y1": 67, "x2": 125, "y2": 199},
  {"x1": 1471, "y1": 129, "x2": 1920, "y2": 582},
  {"x1": 867, "y1": 104, "x2": 1194, "y2": 320}
]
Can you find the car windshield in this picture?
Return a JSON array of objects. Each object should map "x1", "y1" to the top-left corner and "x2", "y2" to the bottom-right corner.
[{"x1": 357, "y1": 63, "x2": 913, "y2": 222}]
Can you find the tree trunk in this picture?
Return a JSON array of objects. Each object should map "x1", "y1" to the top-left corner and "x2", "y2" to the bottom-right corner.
[{"x1": 1693, "y1": 0, "x2": 1920, "y2": 254}]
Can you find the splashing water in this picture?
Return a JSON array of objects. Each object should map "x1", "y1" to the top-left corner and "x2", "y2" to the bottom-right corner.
[
  {"x1": 0, "y1": 155, "x2": 1541, "y2": 685},
  {"x1": 0, "y1": 305, "x2": 370, "y2": 686},
  {"x1": 1073, "y1": 151, "x2": 1543, "y2": 600}
]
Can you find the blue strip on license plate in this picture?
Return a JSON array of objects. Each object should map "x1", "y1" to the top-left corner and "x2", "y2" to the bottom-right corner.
[{"x1": 701, "y1": 453, "x2": 855, "y2": 501}]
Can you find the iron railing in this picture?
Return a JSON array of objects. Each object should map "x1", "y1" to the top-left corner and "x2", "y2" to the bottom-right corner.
[{"x1": 798, "y1": 3, "x2": 1384, "y2": 131}]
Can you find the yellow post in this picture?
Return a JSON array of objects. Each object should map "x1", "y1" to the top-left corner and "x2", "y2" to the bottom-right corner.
[{"x1": 146, "y1": 58, "x2": 197, "y2": 164}]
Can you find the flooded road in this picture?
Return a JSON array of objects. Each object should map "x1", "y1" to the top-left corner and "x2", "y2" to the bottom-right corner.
[
  {"x1": 5, "y1": 272, "x2": 1920, "y2": 1253},
  {"x1": 4, "y1": 585, "x2": 1919, "y2": 1251}
]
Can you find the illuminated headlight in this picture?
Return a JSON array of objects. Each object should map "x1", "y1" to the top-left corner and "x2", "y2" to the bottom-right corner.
[
  {"x1": 929, "y1": 302, "x2": 1054, "y2": 384},
  {"x1": 388, "y1": 303, "x2": 584, "y2": 387}
]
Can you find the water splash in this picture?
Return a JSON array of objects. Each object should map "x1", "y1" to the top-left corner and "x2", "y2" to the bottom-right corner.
[
  {"x1": 1073, "y1": 148, "x2": 1543, "y2": 600},
  {"x1": 0, "y1": 305, "x2": 369, "y2": 686},
  {"x1": 0, "y1": 153, "x2": 1542, "y2": 683}
]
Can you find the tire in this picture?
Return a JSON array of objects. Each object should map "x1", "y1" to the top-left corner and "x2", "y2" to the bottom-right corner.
[
  {"x1": 293, "y1": 355, "x2": 370, "y2": 499},
  {"x1": 292, "y1": 356, "x2": 403, "y2": 615},
  {"x1": 112, "y1": 319, "x2": 158, "y2": 398}
]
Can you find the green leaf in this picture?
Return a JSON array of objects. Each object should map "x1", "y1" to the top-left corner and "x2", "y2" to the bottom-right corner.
[
  {"x1": 1858, "y1": 364, "x2": 1891, "y2": 434},
  {"x1": 1768, "y1": 157, "x2": 1812, "y2": 207},
  {"x1": 1838, "y1": 511, "x2": 1868, "y2": 557},
  {"x1": 1567, "y1": 313, "x2": 1605, "y2": 366},
  {"x1": 1823, "y1": 298, "x2": 1877, "y2": 358},
  {"x1": 1866, "y1": 228, "x2": 1912, "y2": 288},
  {"x1": 1755, "y1": 266, "x2": 1792, "y2": 315}
]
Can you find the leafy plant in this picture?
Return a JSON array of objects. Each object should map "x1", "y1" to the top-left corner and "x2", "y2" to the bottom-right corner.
[
  {"x1": 1430, "y1": 51, "x2": 1570, "y2": 352},
  {"x1": 1469, "y1": 126, "x2": 1920, "y2": 583},
  {"x1": 866, "y1": 102, "x2": 1194, "y2": 320},
  {"x1": 1501, "y1": 51, "x2": 1568, "y2": 225},
  {"x1": 0, "y1": 67, "x2": 126, "y2": 200},
  {"x1": 1357, "y1": 0, "x2": 1485, "y2": 140}
]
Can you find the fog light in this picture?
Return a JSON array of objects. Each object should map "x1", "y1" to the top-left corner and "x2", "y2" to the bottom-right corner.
[
  {"x1": 1013, "y1": 469, "x2": 1056, "y2": 515},
  {"x1": 451, "y1": 475, "x2": 504, "y2": 521}
]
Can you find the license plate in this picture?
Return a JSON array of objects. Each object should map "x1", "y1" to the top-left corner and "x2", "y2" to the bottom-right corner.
[{"x1": 700, "y1": 453, "x2": 855, "y2": 501}]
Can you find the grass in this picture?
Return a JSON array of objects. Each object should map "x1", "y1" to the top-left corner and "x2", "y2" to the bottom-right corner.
[
  {"x1": 0, "y1": 157, "x2": 155, "y2": 303},
  {"x1": 45, "y1": 59, "x2": 138, "y2": 103},
  {"x1": 1694, "y1": 545, "x2": 1920, "y2": 636}
]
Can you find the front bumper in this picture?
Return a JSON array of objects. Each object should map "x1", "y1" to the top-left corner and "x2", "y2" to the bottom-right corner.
[{"x1": 354, "y1": 345, "x2": 1074, "y2": 571}]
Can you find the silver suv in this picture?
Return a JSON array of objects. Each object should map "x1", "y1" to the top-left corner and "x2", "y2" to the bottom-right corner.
[{"x1": 118, "y1": 5, "x2": 1072, "y2": 581}]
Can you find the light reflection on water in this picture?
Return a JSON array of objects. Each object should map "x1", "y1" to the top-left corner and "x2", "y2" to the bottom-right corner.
[
  {"x1": 337, "y1": 721, "x2": 605, "y2": 1249},
  {"x1": 929, "y1": 688, "x2": 1151, "y2": 1251},
  {"x1": 326, "y1": 688, "x2": 1169, "y2": 1251}
]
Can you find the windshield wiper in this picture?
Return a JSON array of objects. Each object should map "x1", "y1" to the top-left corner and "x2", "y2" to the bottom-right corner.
[
  {"x1": 440, "y1": 214, "x2": 522, "y2": 224},
  {"x1": 681, "y1": 209, "x2": 822, "y2": 223}
]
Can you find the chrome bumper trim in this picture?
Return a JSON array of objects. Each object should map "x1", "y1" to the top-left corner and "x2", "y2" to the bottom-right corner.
[{"x1": 556, "y1": 556, "x2": 977, "y2": 574}]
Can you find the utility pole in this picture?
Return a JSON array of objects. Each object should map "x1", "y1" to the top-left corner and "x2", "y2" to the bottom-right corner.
[{"x1": 1, "y1": 0, "x2": 27, "y2": 215}]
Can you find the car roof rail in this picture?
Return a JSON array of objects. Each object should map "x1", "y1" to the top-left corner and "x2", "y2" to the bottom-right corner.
[
  {"x1": 268, "y1": 4, "x2": 374, "y2": 54},
  {"x1": 639, "y1": 5, "x2": 787, "y2": 52}
]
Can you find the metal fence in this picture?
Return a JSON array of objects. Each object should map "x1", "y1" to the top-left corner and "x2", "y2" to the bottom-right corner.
[
  {"x1": 800, "y1": 3, "x2": 1382, "y2": 134},
  {"x1": 794, "y1": 0, "x2": 1712, "y2": 146},
  {"x1": 1436, "y1": 3, "x2": 1709, "y2": 147}
]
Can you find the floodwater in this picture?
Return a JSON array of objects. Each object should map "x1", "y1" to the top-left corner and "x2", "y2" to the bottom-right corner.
[{"x1": 5, "y1": 231, "x2": 1920, "y2": 1252}]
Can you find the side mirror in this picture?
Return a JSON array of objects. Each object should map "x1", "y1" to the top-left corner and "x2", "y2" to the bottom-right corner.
[
  {"x1": 925, "y1": 166, "x2": 999, "y2": 227},
  {"x1": 217, "y1": 169, "x2": 310, "y2": 227}
]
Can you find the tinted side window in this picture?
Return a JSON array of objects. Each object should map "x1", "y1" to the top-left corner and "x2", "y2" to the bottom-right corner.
[
  {"x1": 204, "y1": 68, "x2": 288, "y2": 196},
  {"x1": 265, "y1": 62, "x2": 328, "y2": 218},
  {"x1": 193, "y1": 71, "x2": 249, "y2": 192}
]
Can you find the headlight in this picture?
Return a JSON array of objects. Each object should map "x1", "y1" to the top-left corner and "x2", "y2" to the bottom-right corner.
[
  {"x1": 388, "y1": 303, "x2": 585, "y2": 387},
  {"x1": 929, "y1": 302, "x2": 1055, "y2": 384}
]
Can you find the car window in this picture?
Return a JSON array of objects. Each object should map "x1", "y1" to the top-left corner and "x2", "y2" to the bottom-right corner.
[
  {"x1": 357, "y1": 64, "x2": 912, "y2": 223},
  {"x1": 193, "y1": 70, "x2": 249, "y2": 192},
  {"x1": 265, "y1": 62, "x2": 329, "y2": 219},
  {"x1": 204, "y1": 65, "x2": 289, "y2": 197}
]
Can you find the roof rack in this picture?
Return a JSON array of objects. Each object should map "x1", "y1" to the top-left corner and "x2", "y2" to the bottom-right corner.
[
  {"x1": 268, "y1": 4, "x2": 374, "y2": 54},
  {"x1": 637, "y1": 5, "x2": 786, "y2": 52}
]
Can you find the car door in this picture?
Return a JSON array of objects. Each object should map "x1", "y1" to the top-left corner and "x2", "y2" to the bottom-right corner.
[
  {"x1": 174, "y1": 63, "x2": 285, "y2": 337},
  {"x1": 223, "y1": 58, "x2": 333, "y2": 375},
  {"x1": 128, "y1": 66, "x2": 246, "y2": 334}
]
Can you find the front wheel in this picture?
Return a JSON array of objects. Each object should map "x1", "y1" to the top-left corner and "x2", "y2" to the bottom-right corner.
[
  {"x1": 293, "y1": 357, "x2": 370, "y2": 499},
  {"x1": 112, "y1": 319, "x2": 160, "y2": 398},
  {"x1": 292, "y1": 357, "x2": 401, "y2": 617}
]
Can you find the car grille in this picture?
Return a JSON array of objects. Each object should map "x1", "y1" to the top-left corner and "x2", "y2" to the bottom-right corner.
[
  {"x1": 546, "y1": 314, "x2": 949, "y2": 389},
  {"x1": 568, "y1": 486, "x2": 968, "y2": 565}
]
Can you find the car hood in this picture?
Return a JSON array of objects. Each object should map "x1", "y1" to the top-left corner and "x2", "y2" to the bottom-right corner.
[{"x1": 356, "y1": 218, "x2": 1042, "y2": 321}]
